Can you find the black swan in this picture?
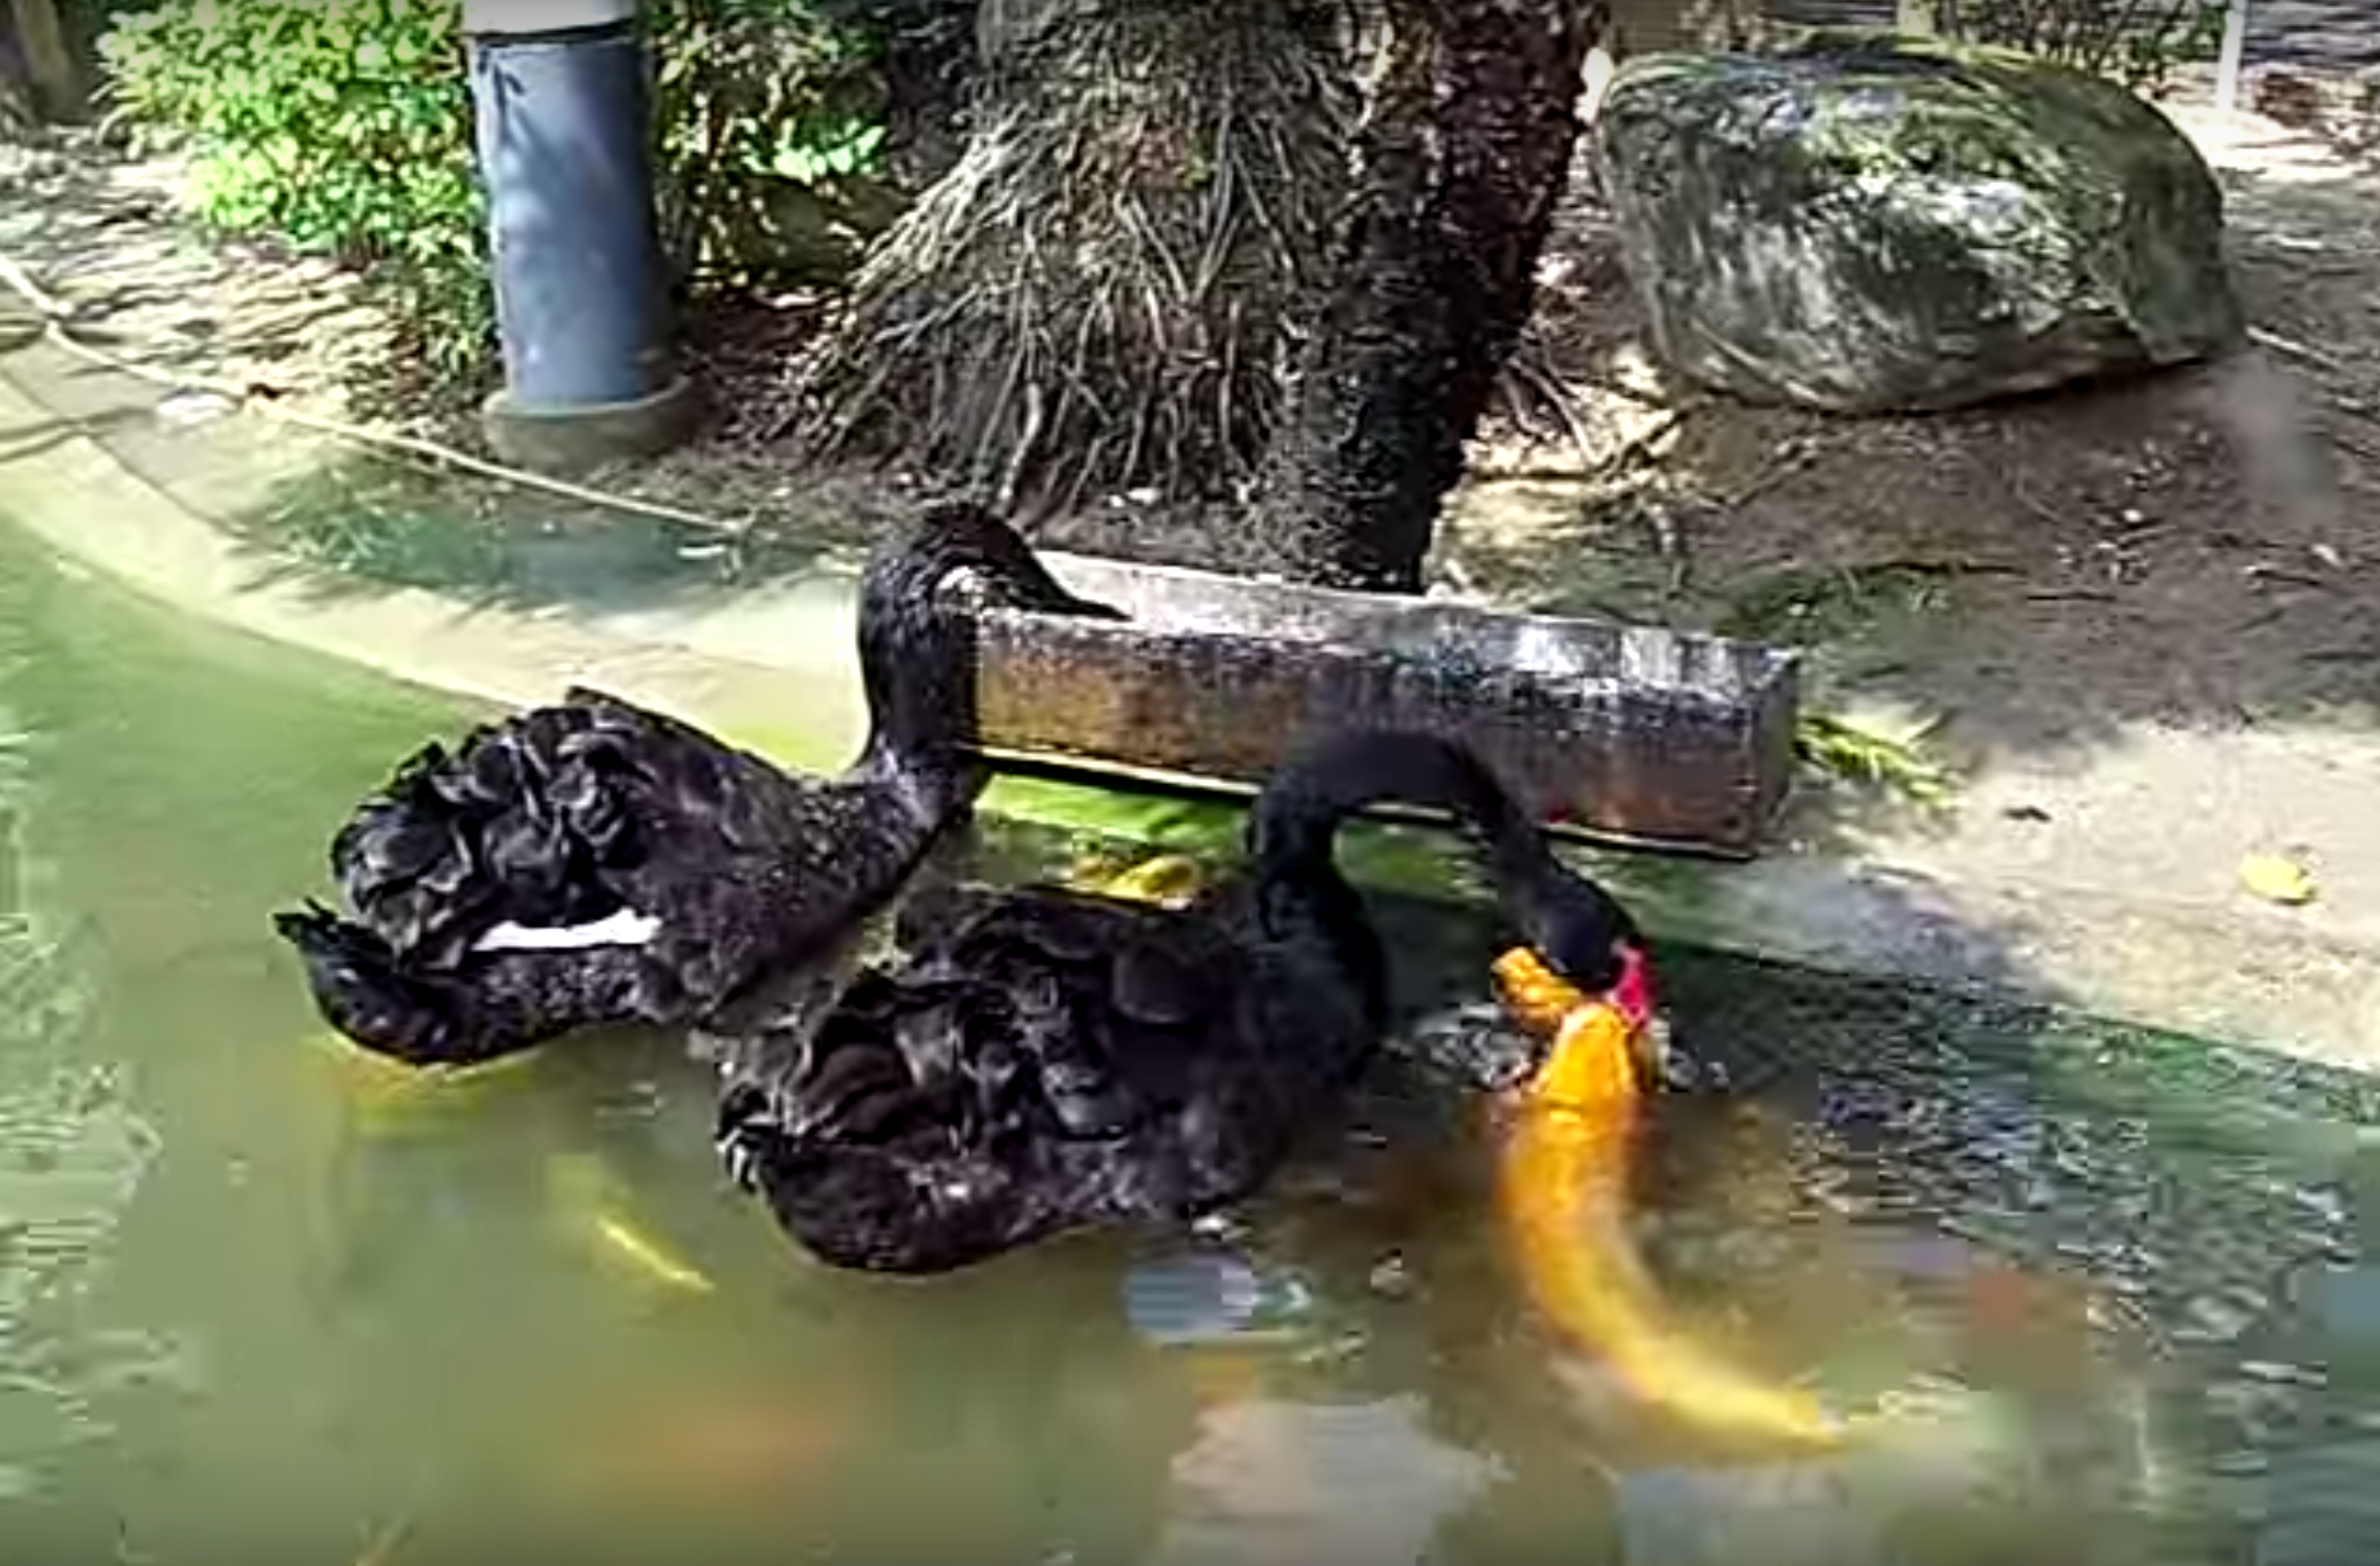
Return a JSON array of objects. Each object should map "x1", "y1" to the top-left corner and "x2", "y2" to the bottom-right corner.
[
  {"x1": 273, "y1": 502, "x2": 1121, "y2": 1069},
  {"x1": 713, "y1": 728, "x2": 1656, "y2": 1274}
]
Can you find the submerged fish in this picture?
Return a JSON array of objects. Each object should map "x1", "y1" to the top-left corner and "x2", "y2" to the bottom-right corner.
[
  {"x1": 544, "y1": 1151, "x2": 716, "y2": 1295},
  {"x1": 1490, "y1": 948, "x2": 1858, "y2": 1453},
  {"x1": 1064, "y1": 850, "x2": 1212, "y2": 910},
  {"x1": 588, "y1": 1213, "x2": 715, "y2": 1295},
  {"x1": 351, "y1": 1512, "x2": 414, "y2": 1566}
]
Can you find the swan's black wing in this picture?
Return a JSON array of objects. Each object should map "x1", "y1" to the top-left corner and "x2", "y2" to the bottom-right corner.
[
  {"x1": 272, "y1": 900, "x2": 654, "y2": 1068},
  {"x1": 613, "y1": 770, "x2": 949, "y2": 1028},
  {"x1": 328, "y1": 688, "x2": 822, "y2": 969},
  {"x1": 285, "y1": 688, "x2": 960, "y2": 1064},
  {"x1": 325, "y1": 689, "x2": 761, "y2": 956},
  {"x1": 717, "y1": 883, "x2": 1377, "y2": 1273}
]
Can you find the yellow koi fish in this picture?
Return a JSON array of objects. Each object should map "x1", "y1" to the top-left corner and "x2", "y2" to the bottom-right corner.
[
  {"x1": 308, "y1": 1031, "x2": 540, "y2": 1128},
  {"x1": 1065, "y1": 849, "x2": 1210, "y2": 909},
  {"x1": 1490, "y1": 947, "x2": 1850, "y2": 1453}
]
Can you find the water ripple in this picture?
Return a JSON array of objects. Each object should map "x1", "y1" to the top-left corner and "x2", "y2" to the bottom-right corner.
[{"x1": 0, "y1": 699, "x2": 171, "y2": 1503}]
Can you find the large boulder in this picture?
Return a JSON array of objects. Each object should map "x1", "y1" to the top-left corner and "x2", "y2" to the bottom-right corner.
[{"x1": 1592, "y1": 33, "x2": 2243, "y2": 414}]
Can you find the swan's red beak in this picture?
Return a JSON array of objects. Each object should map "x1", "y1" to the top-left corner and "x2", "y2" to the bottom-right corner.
[
  {"x1": 1610, "y1": 942, "x2": 1657, "y2": 1037},
  {"x1": 1489, "y1": 942, "x2": 1664, "y2": 1100},
  {"x1": 1489, "y1": 943, "x2": 1658, "y2": 1031}
]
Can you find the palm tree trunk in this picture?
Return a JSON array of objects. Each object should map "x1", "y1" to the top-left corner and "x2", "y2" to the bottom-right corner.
[{"x1": 1249, "y1": 0, "x2": 1603, "y2": 591}]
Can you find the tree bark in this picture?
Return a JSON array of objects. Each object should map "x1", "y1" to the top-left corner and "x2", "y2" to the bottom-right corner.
[
  {"x1": 797, "y1": 0, "x2": 1352, "y2": 516},
  {"x1": 1250, "y1": 0, "x2": 1600, "y2": 592},
  {"x1": 3, "y1": 0, "x2": 84, "y2": 126}
]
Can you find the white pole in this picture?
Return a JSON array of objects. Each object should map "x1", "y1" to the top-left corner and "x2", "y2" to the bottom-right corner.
[
  {"x1": 461, "y1": 0, "x2": 639, "y2": 28},
  {"x1": 2214, "y1": 0, "x2": 2250, "y2": 113}
]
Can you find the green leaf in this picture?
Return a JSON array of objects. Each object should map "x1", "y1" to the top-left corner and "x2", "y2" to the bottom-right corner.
[{"x1": 95, "y1": 0, "x2": 888, "y2": 385}]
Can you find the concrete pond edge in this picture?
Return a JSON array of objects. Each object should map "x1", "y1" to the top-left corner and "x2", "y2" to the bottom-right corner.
[{"x1": 3, "y1": 361, "x2": 2374, "y2": 1073}]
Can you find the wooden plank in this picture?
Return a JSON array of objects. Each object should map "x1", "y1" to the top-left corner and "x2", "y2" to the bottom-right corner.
[{"x1": 969, "y1": 551, "x2": 1801, "y2": 860}]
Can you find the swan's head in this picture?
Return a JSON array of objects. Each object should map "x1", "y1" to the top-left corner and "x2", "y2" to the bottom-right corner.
[
  {"x1": 906, "y1": 500, "x2": 1126, "y2": 621},
  {"x1": 1490, "y1": 871, "x2": 1669, "y2": 1094},
  {"x1": 1511, "y1": 860, "x2": 1654, "y2": 1004}
]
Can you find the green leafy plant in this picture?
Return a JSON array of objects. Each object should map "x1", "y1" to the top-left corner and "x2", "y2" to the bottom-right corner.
[
  {"x1": 1926, "y1": 0, "x2": 2228, "y2": 90},
  {"x1": 649, "y1": 0, "x2": 897, "y2": 292},
  {"x1": 99, "y1": 2, "x2": 489, "y2": 387},
  {"x1": 99, "y1": 0, "x2": 896, "y2": 399},
  {"x1": 1796, "y1": 710, "x2": 1956, "y2": 809}
]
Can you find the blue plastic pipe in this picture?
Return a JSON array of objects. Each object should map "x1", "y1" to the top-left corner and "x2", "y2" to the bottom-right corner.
[{"x1": 463, "y1": 0, "x2": 675, "y2": 411}]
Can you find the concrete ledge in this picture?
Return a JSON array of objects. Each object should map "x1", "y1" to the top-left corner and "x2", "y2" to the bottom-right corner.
[
  {"x1": 975, "y1": 551, "x2": 1800, "y2": 857},
  {"x1": 0, "y1": 364, "x2": 864, "y2": 773},
  {"x1": 481, "y1": 374, "x2": 703, "y2": 477}
]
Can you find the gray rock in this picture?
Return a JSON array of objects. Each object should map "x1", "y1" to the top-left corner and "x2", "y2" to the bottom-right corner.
[{"x1": 1594, "y1": 32, "x2": 2244, "y2": 414}]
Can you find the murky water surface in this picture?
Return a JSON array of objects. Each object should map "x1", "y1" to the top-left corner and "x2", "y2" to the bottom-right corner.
[{"x1": 3, "y1": 517, "x2": 2378, "y2": 1564}]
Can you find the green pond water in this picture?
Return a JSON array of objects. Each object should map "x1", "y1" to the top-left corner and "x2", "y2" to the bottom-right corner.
[{"x1": 4, "y1": 514, "x2": 2380, "y2": 1566}]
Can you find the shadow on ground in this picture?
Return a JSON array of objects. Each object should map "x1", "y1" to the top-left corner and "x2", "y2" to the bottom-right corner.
[
  {"x1": 1435, "y1": 122, "x2": 2380, "y2": 775},
  {"x1": 0, "y1": 403, "x2": 150, "y2": 462},
  {"x1": 226, "y1": 454, "x2": 854, "y2": 618},
  {"x1": 0, "y1": 133, "x2": 483, "y2": 431}
]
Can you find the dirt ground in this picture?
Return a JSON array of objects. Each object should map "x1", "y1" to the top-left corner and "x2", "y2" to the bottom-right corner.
[
  {"x1": 2, "y1": 89, "x2": 2375, "y2": 779},
  {"x1": 1433, "y1": 98, "x2": 2380, "y2": 772}
]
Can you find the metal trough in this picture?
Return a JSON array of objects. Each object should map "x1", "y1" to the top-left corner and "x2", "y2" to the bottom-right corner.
[{"x1": 968, "y1": 551, "x2": 1802, "y2": 859}]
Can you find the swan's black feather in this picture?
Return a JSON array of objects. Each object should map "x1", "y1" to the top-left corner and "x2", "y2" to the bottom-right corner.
[
  {"x1": 719, "y1": 881, "x2": 1342, "y2": 1274},
  {"x1": 271, "y1": 900, "x2": 652, "y2": 1069},
  {"x1": 717, "y1": 729, "x2": 1649, "y2": 1275},
  {"x1": 275, "y1": 503, "x2": 1120, "y2": 1068}
]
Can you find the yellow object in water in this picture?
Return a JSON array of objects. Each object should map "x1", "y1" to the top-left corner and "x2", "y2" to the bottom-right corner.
[
  {"x1": 2240, "y1": 852, "x2": 2317, "y2": 907},
  {"x1": 546, "y1": 1152, "x2": 717, "y2": 1296},
  {"x1": 1065, "y1": 850, "x2": 1210, "y2": 909},
  {"x1": 310, "y1": 1032, "x2": 538, "y2": 1124},
  {"x1": 1171, "y1": 1345, "x2": 1269, "y2": 1408},
  {"x1": 1491, "y1": 948, "x2": 1849, "y2": 1453},
  {"x1": 1489, "y1": 947, "x2": 1601, "y2": 1045},
  {"x1": 590, "y1": 1214, "x2": 716, "y2": 1295}
]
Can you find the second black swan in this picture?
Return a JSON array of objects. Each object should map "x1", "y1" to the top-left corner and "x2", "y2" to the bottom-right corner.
[
  {"x1": 273, "y1": 502, "x2": 1120, "y2": 1068},
  {"x1": 713, "y1": 728, "x2": 1657, "y2": 1274}
]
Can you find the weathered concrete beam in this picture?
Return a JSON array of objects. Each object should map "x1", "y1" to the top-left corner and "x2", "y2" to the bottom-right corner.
[{"x1": 972, "y1": 552, "x2": 1801, "y2": 859}]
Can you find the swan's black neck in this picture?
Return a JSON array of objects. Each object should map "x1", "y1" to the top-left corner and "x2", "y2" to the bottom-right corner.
[
  {"x1": 1247, "y1": 730, "x2": 1561, "y2": 1030},
  {"x1": 852, "y1": 569, "x2": 985, "y2": 824},
  {"x1": 850, "y1": 504, "x2": 1116, "y2": 823}
]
